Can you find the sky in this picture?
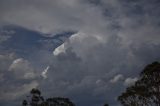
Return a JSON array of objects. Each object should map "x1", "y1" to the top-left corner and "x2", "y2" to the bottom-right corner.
[{"x1": 0, "y1": 0, "x2": 160, "y2": 106}]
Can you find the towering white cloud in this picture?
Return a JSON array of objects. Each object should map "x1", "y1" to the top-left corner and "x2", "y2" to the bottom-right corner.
[
  {"x1": 53, "y1": 44, "x2": 66, "y2": 56},
  {"x1": 110, "y1": 74, "x2": 124, "y2": 83},
  {"x1": 0, "y1": 54, "x2": 39, "y2": 102},
  {"x1": 124, "y1": 77, "x2": 138, "y2": 86},
  {"x1": 9, "y1": 58, "x2": 37, "y2": 79},
  {"x1": 0, "y1": 0, "x2": 160, "y2": 106}
]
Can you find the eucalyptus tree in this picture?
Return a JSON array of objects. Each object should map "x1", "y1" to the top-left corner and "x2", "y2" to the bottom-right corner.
[
  {"x1": 22, "y1": 88, "x2": 45, "y2": 106},
  {"x1": 22, "y1": 88, "x2": 75, "y2": 106},
  {"x1": 118, "y1": 62, "x2": 160, "y2": 106},
  {"x1": 103, "y1": 103, "x2": 109, "y2": 106}
]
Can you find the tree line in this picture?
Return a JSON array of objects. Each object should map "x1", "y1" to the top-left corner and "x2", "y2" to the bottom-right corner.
[
  {"x1": 118, "y1": 61, "x2": 160, "y2": 106},
  {"x1": 22, "y1": 88, "x2": 75, "y2": 106},
  {"x1": 22, "y1": 61, "x2": 160, "y2": 106}
]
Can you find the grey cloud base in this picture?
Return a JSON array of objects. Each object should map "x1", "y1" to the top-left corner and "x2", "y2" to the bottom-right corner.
[{"x1": 0, "y1": 0, "x2": 160, "y2": 106}]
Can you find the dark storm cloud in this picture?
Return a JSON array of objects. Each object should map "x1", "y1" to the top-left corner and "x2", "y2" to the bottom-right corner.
[{"x1": 0, "y1": 0, "x2": 160, "y2": 106}]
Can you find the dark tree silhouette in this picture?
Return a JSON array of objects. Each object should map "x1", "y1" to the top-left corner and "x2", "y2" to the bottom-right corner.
[
  {"x1": 103, "y1": 103, "x2": 109, "y2": 106},
  {"x1": 22, "y1": 88, "x2": 75, "y2": 106},
  {"x1": 22, "y1": 100, "x2": 28, "y2": 106},
  {"x1": 30, "y1": 88, "x2": 44, "y2": 106},
  {"x1": 46, "y1": 97, "x2": 75, "y2": 106},
  {"x1": 118, "y1": 61, "x2": 160, "y2": 106}
]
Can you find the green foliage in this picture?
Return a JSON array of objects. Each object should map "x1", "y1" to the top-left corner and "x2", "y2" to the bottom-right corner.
[{"x1": 118, "y1": 61, "x2": 160, "y2": 106}]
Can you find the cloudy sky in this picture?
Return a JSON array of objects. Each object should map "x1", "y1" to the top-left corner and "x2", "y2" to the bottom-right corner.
[{"x1": 0, "y1": 0, "x2": 160, "y2": 106}]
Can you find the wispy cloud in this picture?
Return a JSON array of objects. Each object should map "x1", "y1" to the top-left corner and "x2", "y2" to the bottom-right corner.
[{"x1": 41, "y1": 66, "x2": 50, "y2": 79}]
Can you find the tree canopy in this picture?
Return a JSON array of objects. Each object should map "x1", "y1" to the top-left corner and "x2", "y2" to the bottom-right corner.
[
  {"x1": 118, "y1": 61, "x2": 160, "y2": 106},
  {"x1": 22, "y1": 88, "x2": 75, "y2": 106}
]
